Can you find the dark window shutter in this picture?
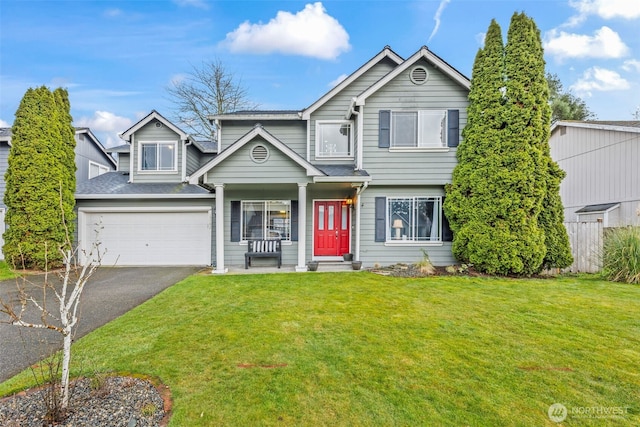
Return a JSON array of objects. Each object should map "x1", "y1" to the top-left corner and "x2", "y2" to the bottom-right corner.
[
  {"x1": 441, "y1": 196, "x2": 453, "y2": 242},
  {"x1": 375, "y1": 196, "x2": 387, "y2": 242},
  {"x1": 447, "y1": 109, "x2": 459, "y2": 148},
  {"x1": 379, "y1": 110, "x2": 391, "y2": 148},
  {"x1": 290, "y1": 200, "x2": 298, "y2": 241},
  {"x1": 230, "y1": 201, "x2": 241, "y2": 242}
]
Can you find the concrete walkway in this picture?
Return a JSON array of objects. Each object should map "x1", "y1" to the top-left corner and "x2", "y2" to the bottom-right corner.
[{"x1": 0, "y1": 266, "x2": 200, "y2": 383}]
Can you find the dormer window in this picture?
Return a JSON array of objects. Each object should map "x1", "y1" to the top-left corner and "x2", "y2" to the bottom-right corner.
[
  {"x1": 139, "y1": 141, "x2": 177, "y2": 172},
  {"x1": 316, "y1": 120, "x2": 353, "y2": 158}
]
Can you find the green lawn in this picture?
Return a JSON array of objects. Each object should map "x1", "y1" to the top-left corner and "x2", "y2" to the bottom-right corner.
[
  {"x1": 1, "y1": 272, "x2": 638, "y2": 426},
  {"x1": 0, "y1": 261, "x2": 18, "y2": 281}
]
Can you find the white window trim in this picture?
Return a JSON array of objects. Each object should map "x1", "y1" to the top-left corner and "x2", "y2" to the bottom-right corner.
[
  {"x1": 315, "y1": 120, "x2": 354, "y2": 159},
  {"x1": 88, "y1": 160, "x2": 110, "y2": 179},
  {"x1": 389, "y1": 109, "x2": 448, "y2": 150},
  {"x1": 240, "y1": 200, "x2": 292, "y2": 243},
  {"x1": 137, "y1": 140, "x2": 179, "y2": 173},
  {"x1": 385, "y1": 196, "x2": 443, "y2": 243}
]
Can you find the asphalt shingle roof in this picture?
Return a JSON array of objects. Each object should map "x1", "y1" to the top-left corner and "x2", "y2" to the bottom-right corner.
[
  {"x1": 76, "y1": 172, "x2": 212, "y2": 196},
  {"x1": 315, "y1": 164, "x2": 370, "y2": 177}
]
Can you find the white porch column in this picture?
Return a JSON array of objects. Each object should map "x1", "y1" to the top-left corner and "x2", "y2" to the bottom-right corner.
[
  {"x1": 295, "y1": 183, "x2": 308, "y2": 272},
  {"x1": 213, "y1": 184, "x2": 227, "y2": 274}
]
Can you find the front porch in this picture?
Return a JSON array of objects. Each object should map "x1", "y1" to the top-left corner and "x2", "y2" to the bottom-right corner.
[{"x1": 222, "y1": 260, "x2": 363, "y2": 275}]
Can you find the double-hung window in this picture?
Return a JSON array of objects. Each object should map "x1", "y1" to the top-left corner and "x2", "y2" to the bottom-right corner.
[
  {"x1": 242, "y1": 200, "x2": 291, "y2": 241},
  {"x1": 387, "y1": 196, "x2": 441, "y2": 241},
  {"x1": 316, "y1": 121, "x2": 353, "y2": 158},
  {"x1": 140, "y1": 142, "x2": 177, "y2": 171},
  {"x1": 391, "y1": 110, "x2": 447, "y2": 148}
]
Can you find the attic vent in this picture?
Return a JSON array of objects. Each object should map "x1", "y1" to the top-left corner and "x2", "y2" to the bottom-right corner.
[
  {"x1": 155, "y1": 122, "x2": 163, "y2": 128},
  {"x1": 410, "y1": 66, "x2": 429, "y2": 85},
  {"x1": 250, "y1": 144, "x2": 269, "y2": 163}
]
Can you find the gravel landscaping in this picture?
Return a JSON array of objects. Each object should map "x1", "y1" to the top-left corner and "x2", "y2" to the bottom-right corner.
[{"x1": 0, "y1": 376, "x2": 168, "y2": 426}]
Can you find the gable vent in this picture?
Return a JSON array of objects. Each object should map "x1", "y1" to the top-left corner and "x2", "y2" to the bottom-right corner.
[
  {"x1": 251, "y1": 144, "x2": 269, "y2": 163},
  {"x1": 410, "y1": 66, "x2": 429, "y2": 85}
]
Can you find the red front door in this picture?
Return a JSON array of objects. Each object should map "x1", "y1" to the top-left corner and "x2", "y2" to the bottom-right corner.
[{"x1": 314, "y1": 201, "x2": 350, "y2": 256}]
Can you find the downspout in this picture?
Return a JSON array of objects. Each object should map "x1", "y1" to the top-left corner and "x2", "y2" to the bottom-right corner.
[
  {"x1": 354, "y1": 181, "x2": 369, "y2": 262},
  {"x1": 129, "y1": 134, "x2": 134, "y2": 183},
  {"x1": 182, "y1": 137, "x2": 192, "y2": 182}
]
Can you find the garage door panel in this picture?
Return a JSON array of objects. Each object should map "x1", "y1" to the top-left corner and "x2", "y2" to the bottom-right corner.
[{"x1": 83, "y1": 210, "x2": 211, "y2": 266}]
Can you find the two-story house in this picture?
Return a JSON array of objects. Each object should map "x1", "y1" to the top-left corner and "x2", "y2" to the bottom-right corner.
[
  {"x1": 0, "y1": 127, "x2": 117, "y2": 259},
  {"x1": 77, "y1": 46, "x2": 470, "y2": 271}
]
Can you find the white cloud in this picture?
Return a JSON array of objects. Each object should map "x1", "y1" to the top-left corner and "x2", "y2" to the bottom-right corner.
[
  {"x1": 475, "y1": 32, "x2": 486, "y2": 48},
  {"x1": 569, "y1": 0, "x2": 640, "y2": 20},
  {"x1": 221, "y1": 2, "x2": 350, "y2": 60},
  {"x1": 75, "y1": 111, "x2": 134, "y2": 147},
  {"x1": 622, "y1": 59, "x2": 640, "y2": 73},
  {"x1": 427, "y1": 0, "x2": 451, "y2": 43},
  {"x1": 104, "y1": 8, "x2": 123, "y2": 18},
  {"x1": 570, "y1": 67, "x2": 631, "y2": 96},
  {"x1": 544, "y1": 26, "x2": 629, "y2": 60},
  {"x1": 328, "y1": 74, "x2": 348, "y2": 88},
  {"x1": 0, "y1": 119, "x2": 10, "y2": 127}
]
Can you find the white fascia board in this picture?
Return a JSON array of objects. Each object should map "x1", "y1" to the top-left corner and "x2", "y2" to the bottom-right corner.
[
  {"x1": 75, "y1": 193, "x2": 215, "y2": 200},
  {"x1": 301, "y1": 47, "x2": 404, "y2": 120},
  {"x1": 551, "y1": 120, "x2": 640, "y2": 134},
  {"x1": 209, "y1": 113, "x2": 302, "y2": 121},
  {"x1": 355, "y1": 47, "x2": 470, "y2": 106},
  {"x1": 313, "y1": 176, "x2": 372, "y2": 183},
  {"x1": 120, "y1": 110, "x2": 190, "y2": 142},
  {"x1": 78, "y1": 206, "x2": 213, "y2": 213}
]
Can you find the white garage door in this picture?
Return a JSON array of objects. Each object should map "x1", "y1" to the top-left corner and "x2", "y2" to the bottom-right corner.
[{"x1": 80, "y1": 209, "x2": 211, "y2": 266}]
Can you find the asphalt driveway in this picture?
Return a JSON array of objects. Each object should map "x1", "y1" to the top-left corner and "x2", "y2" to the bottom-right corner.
[{"x1": 0, "y1": 266, "x2": 200, "y2": 383}]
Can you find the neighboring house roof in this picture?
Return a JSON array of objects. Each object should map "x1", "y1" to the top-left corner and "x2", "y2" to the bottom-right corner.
[
  {"x1": 120, "y1": 110, "x2": 191, "y2": 142},
  {"x1": 76, "y1": 172, "x2": 213, "y2": 199},
  {"x1": 0, "y1": 127, "x2": 11, "y2": 144},
  {"x1": 353, "y1": 46, "x2": 471, "y2": 108},
  {"x1": 551, "y1": 120, "x2": 640, "y2": 134},
  {"x1": 75, "y1": 127, "x2": 117, "y2": 168},
  {"x1": 301, "y1": 46, "x2": 404, "y2": 120},
  {"x1": 575, "y1": 203, "x2": 620, "y2": 214}
]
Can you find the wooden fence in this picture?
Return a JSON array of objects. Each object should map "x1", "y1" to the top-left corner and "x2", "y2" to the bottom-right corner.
[{"x1": 564, "y1": 221, "x2": 603, "y2": 273}]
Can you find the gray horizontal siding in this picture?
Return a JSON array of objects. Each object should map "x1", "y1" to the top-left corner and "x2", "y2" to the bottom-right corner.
[
  {"x1": 205, "y1": 138, "x2": 311, "y2": 185},
  {"x1": 551, "y1": 126, "x2": 640, "y2": 225},
  {"x1": 310, "y1": 58, "x2": 397, "y2": 165},
  {"x1": 131, "y1": 120, "x2": 183, "y2": 183},
  {"x1": 75, "y1": 133, "x2": 115, "y2": 184},
  {"x1": 361, "y1": 59, "x2": 468, "y2": 184},
  {"x1": 0, "y1": 143, "x2": 9, "y2": 210},
  {"x1": 220, "y1": 121, "x2": 306, "y2": 154},
  {"x1": 358, "y1": 185, "x2": 456, "y2": 266}
]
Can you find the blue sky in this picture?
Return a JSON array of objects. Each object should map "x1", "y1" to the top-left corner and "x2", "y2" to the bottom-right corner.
[{"x1": 1, "y1": 0, "x2": 639, "y2": 147}]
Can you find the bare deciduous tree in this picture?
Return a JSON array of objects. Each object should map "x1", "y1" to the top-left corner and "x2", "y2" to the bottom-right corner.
[
  {"x1": 0, "y1": 224, "x2": 103, "y2": 412},
  {"x1": 166, "y1": 59, "x2": 259, "y2": 141}
]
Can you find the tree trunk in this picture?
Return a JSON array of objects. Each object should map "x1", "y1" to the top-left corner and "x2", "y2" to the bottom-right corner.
[{"x1": 61, "y1": 331, "x2": 72, "y2": 408}]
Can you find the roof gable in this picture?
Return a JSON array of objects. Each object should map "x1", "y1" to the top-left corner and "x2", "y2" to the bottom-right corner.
[
  {"x1": 75, "y1": 128, "x2": 117, "y2": 168},
  {"x1": 301, "y1": 46, "x2": 404, "y2": 120},
  {"x1": 188, "y1": 125, "x2": 325, "y2": 184},
  {"x1": 354, "y1": 46, "x2": 470, "y2": 106},
  {"x1": 120, "y1": 110, "x2": 189, "y2": 142}
]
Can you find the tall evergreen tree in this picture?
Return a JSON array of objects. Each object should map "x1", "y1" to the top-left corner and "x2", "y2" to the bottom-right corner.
[
  {"x1": 3, "y1": 86, "x2": 76, "y2": 269},
  {"x1": 445, "y1": 13, "x2": 572, "y2": 275}
]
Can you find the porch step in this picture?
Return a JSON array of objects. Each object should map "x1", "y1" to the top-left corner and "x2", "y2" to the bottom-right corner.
[{"x1": 314, "y1": 261, "x2": 359, "y2": 272}]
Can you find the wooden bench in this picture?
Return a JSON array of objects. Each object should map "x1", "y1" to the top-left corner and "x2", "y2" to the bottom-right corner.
[{"x1": 245, "y1": 239, "x2": 282, "y2": 269}]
